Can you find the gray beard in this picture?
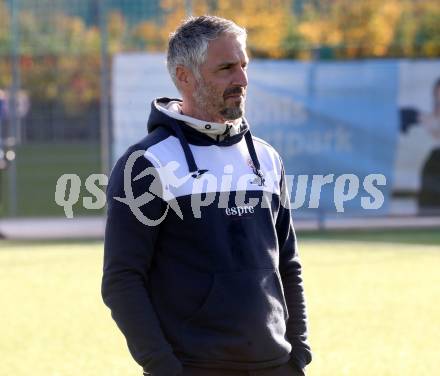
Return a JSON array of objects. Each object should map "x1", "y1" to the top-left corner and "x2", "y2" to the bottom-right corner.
[
  {"x1": 220, "y1": 102, "x2": 245, "y2": 120},
  {"x1": 193, "y1": 81, "x2": 245, "y2": 121}
]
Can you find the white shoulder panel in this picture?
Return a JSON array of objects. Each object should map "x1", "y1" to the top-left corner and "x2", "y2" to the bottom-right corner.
[{"x1": 142, "y1": 135, "x2": 282, "y2": 201}]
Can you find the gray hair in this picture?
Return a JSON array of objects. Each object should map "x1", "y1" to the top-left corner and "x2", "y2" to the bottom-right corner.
[{"x1": 167, "y1": 15, "x2": 247, "y2": 87}]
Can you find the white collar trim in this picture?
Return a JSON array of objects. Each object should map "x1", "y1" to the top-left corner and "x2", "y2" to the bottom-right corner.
[{"x1": 155, "y1": 100, "x2": 242, "y2": 139}]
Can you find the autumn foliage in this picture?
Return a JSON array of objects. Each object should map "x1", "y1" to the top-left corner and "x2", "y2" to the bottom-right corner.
[{"x1": 0, "y1": 0, "x2": 439, "y2": 110}]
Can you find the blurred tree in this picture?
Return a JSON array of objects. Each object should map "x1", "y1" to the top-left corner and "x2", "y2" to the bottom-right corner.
[
  {"x1": 298, "y1": 0, "x2": 402, "y2": 59},
  {"x1": 15, "y1": 9, "x2": 102, "y2": 113},
  {"x1": 107, "y1": 10, "x2": 126, "y2": 54},
  {"x1": 281, "y1": 15, "x2": 309, "y2": 59},
  {"x1": 1, "y1": 0, "x2": 440, "y2": 112},
  {"x1": 129, "y1": 0, "x2": 210, "y2": 51},
  {"x1": 0, "y1": 1, "x2": 11, "y2": 91},
  {"x1": 214, "y1": 0, "x2": 293, "y2": 58},
  {"x1": 415, "y1": 2, "x2": 440, "y2": 57},
  {"x1": 297, "y1": 1, "x2": 341, "y2": 58},
  {"x1": 0, "y1": 0, "x2": 10, "y2": 56},
  {"x1": 130, "y1": 0, "x2": 295, "y2": 58},
  {"x1": 392, "y1": 0, "x2": 440, "y2": 57},
  {"x1": 131, "y1": 20, "x2": 165, "y2": 51},
  {"x1": 18, "y1": 10, "x2": 101, "y2": 56},
  {"x1": 392, "y1": 0, "x2": 419, "y2": 57}
]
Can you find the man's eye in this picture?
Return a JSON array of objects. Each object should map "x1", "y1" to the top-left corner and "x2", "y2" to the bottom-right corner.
[{"x1": 221, "y1": 66, "x2": 231, "y2": 70}]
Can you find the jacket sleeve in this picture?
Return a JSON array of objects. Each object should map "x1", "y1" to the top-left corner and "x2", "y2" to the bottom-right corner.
[
  {"x1": 101, "y1": 148, "x2": 183, "y2": 376},
  {"x1": 276, "y1": 164, "x2": 312, "y2": 371}
]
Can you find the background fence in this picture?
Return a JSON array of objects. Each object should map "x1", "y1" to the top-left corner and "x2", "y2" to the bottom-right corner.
[{"x1": 0, "y1": 0, "x2": 439, "y2": 218}]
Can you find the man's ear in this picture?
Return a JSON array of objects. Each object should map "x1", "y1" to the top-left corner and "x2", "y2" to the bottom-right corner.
[{"x1": 175, "y1": 65, "x2": 192, "y2": 87}]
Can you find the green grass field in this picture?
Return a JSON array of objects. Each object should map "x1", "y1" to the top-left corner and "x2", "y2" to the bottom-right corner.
[
  {"x1": 0, "y1": 142, "x2": 101, "y2": 217},
  {"x1": 0, "y1": 230, "x2": 439, "y2": 376}
]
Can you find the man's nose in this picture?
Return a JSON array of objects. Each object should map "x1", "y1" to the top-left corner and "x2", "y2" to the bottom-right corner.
[{"x1": 233, "y1": 66, "x2": 248, "y2": 88}]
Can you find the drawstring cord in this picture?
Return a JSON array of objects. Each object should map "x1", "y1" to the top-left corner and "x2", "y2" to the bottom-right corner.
[
  {"x1": 171, "y1": 118, "x2": 264, "y2": 184},
  {"x1": 170, "y1": 121, "x2": 201, "y2": 178},
  {"x1": 244, "y1": 130, "x2": 265, "y2": 186}
]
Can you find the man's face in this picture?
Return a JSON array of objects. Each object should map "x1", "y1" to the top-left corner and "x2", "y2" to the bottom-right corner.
[{"x1": 192, "y1": 34, "x2": 249, "y2": 123}]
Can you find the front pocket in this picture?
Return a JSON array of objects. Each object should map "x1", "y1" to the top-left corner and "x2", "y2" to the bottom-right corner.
[{"x1": 180, "y1": 268, "x2": 290, "y2": 362}]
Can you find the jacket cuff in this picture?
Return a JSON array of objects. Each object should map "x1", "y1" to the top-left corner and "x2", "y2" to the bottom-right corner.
[
  {"x1": 288, "y1": 357, "x2": 305, "y2": 376},
  {"x1": 142, "y1": 351, "x2": 182, "y2": 376},
  {"x1": 289, "y1": 349, "x2": 311, "y2": 374}
]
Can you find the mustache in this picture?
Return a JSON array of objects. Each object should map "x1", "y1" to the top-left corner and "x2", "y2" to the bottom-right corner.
[{"x1": 223, "y1": 87, "x2": 245, "y2": 98}]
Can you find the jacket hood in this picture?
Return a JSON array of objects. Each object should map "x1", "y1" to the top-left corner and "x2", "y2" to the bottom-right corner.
[
  {"x1": 147, "y1": 97, "x2": 264, "y2": 182},
  {"x1": 148, "y1": 97, "x2": 249, "y2": 146}
]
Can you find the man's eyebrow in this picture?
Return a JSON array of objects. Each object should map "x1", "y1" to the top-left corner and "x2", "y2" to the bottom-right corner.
[
  {"x1": 217, "y1": 61, "x2": 236, "y2": 68},
  {"x1": 217, "y1": 60, "x2": 249, "y2": 68}
]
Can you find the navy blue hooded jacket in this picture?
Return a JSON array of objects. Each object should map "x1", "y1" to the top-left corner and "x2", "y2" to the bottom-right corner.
[{"x1": 102, "y1": 98, "x2": 312, "y2": 375}]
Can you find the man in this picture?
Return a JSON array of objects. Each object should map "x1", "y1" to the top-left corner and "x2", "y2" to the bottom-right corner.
[
  {"x1": 102, "y1": 16, "x2": 312, "y2": 376},
  {"x1": 397, "y1": 78, "x2": 440, "y2": 212},
  {"x1": 419, "y1": 78, "x2": 440, "y2": 210}
]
